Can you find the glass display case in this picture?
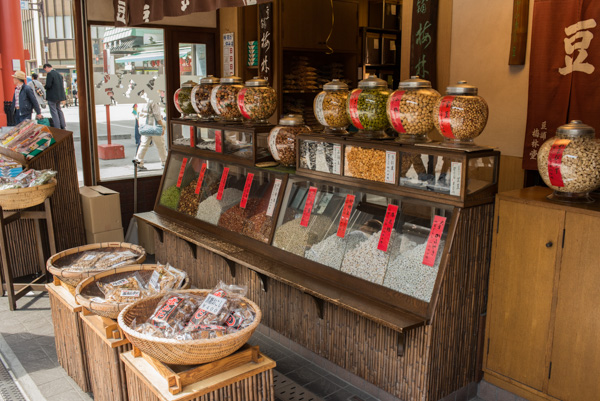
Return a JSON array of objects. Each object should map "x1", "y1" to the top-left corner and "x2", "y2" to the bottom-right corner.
[
  {"x1": 156, "y1": 150, "x2": 287, "y2": 243},
  {"x1": 297, "y1": 134, "x2": 343, "y2": 175},
  {"x1": 272, "y1": 178, "x2": 452, "y2": 302}
]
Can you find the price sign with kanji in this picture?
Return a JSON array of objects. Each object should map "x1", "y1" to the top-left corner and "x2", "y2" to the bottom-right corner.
[
  {"x1": 337, "y1": 195, "x2": 355, "y2": 238},
  {"x1": 422, "y1": 215, "x2": 447, "y2": 266},
  {"x1": 378, "y1": 204, "x2": 399, "y2": 252}
]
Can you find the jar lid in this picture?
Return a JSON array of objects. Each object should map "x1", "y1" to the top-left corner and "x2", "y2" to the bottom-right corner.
[
  {"x1": 181, "y1": 80, "x2": 197, "y2": 88},
  {"x1": 446, "y1": 80, "x2": 478, "y2": 95},
  {"x1": 399, "y1": 76, "x2": 432, "y2": 89},
  {"x1": 358, "y1": 75, "x2": 388, "y2": 89},
  {"x1": 323, "y1": 79, "x2": 349, "y2": 90},
  {"x1": 279, "y1": 114, "x2": 305, "y2": 126},
  {"x1": 245, "y1": 76, "x2": 269, "y2": 87},
  {"x1": 200, "y1": 75, "x2": 220, "y2": 84},
  {"x1": 220, "y1": 76, "x2": 243, "y2": 84},
  {"x1": 557, "y1": 120, "x2": 595, "y2": 137}
]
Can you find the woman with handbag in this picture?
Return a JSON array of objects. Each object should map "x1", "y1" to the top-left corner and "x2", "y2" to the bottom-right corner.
[{"x1": 134, "y1": 98, "x2": 167, "y2": 170}]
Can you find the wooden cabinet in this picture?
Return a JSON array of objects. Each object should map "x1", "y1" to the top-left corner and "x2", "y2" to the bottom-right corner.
[{"x1": 484, "y1": 187, "x2": 600, "y2": 401}]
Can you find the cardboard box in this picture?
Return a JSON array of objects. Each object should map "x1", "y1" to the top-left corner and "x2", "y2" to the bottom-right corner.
[
  {"x1": 137, "y1": 219, "x2": 155, "y2": 255},
  {"x1": 86, "y1": 228, "x2": 124, "y2": 244},
  {"x1": 80, "y1": 186, "x2": 122, "y2": 233}
]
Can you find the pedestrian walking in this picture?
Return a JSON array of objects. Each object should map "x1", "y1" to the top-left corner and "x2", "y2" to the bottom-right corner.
[
  {"x1": 132, "y1": 103, "x2": 141, "y2": 150},
  {"x1": 28, "y1": 73, "x2": 47, "y2": 110},
  {"x1": 73, "y1": 79, "x2": 78, "y2": 106},
  {"x1": 43, "y1": 63, "x2": 66, "y2": 129},
  {"x1": 134, "y1": 98, "x2": 167, "y2": 170},
  {"x1": 10, "y1": 71, "x2": 43, "y2": 125}
]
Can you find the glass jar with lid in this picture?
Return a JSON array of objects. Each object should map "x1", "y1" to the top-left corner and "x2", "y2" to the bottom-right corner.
[
  {"x1": 174, "y1": 80, "x2": 197, "y2": 119},
  {"x1": 387, "y1": 76, "x2": 440, "y2": 143},
  {"x1": 237, "y1": 77, "x2": 277, "y2": 124},
  {"x1": 432, "y1": 80, "x2": 488, "y2": 146},
  {"x1": 346, "y1": 76, "x2": 391, "y2": 139},
  {"x1": 210, "y1": 76, "x2": 244, "y2": 122},
  {"x1": 191, "y1": 75, "x2": 219, "y2": 121},
  {"x1": 537, "y1": 120, "x2": 600, "y2": 203},
  {"x1": 268, "y1": 115, "x2": 312, "y2": 167},
  {"x1": 313, "y1": 79, "x2": 350, "y2": 135}
]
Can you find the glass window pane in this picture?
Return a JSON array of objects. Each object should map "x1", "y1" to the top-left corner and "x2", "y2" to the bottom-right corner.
[
  {"x1": 56, "y1": 16, "x2": 64, "y2": 39},
  {"x1": 64, "y1": 16, "x2": 73, "y2": 39},
  {"x1": 179, "y1": 43, "x2": 207, "y2": 86},
  {"x1": 47, "y1": 17, "x2": 56, "y2": 39}
]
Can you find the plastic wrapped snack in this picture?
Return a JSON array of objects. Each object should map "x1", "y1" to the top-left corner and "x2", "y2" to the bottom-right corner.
[
  {"x1": 134, "y1": 292, "x2": 204, "y2": 338},
  {"x1": 97, "y1": 272, "x2": 148, "y2": 303},
  {"x1": 64, "y1": 249, "x2": 140, "y2": 272},
  {"x1": 147, "y1": 263, "x2": 187, "y2": 292},
  {"x1": 67, "y1": 251, "x2": 106, "y2": 271}
]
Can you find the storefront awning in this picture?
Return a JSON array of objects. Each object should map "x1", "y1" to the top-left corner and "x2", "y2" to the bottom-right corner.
[{"x1": 113, "y1": 0, "x2": 273, "y2": 27}]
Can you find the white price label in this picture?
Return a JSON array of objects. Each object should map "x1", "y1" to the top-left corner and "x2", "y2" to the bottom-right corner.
[
  {"x1": 316, "y1": 145, "x2": 327, "y2": 173},
  {"x1": 332, "y1": 144, "x2": 341, "y2": 174},
  {"x1": 110, "y1": 278, "x2": 129, "y2": 286},
  {"x1": 390, "y1": 40, "x2": 396, "y2": 52},
  {"x1": 314, "y1": 92, "x2": 327, "y2": 126},
  {"x1": 266, "y1": 179, "x2": 282, "y2": 217},
  {"x1": 200, "y1": 294, "x2": 227, "y2": 315},
  {"x1": 385, "y1": 151, "x2": 397, "y2": 184},
  {"x1": 120, "y1": 290, "x2": 140, "y2": 297},
  {"x1": 391, "y1": 4, "x2": 397, "y2": 15},
  {"x1": 373, "y1": 38, "x2": 380, "y2": 50},
  {"x1": 450, "y1": 162, "x2": 462, "y2": 196},
  {"x1": 90, "y1": 297, "x2": 106, "y2": 303},
  {"x1": 149, "y1": 271, "x2": 160, "y2": 291}
]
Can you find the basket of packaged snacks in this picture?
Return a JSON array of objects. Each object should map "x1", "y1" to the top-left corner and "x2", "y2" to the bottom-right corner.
[
  {"x1": 75, "y1": 264, "x2": 190, "y2": 319},
  {"x1": 47, "y1": 242, "x2": 146, "y2": 287},
  {"x1": 118, "y1": 282, "x2": 261, "y2": 365},
  {"x1": 0, "y1": 169, "x2": 57, "y2": 210}
]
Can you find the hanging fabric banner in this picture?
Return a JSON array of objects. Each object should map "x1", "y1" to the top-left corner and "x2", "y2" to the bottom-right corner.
[
  {"x1": 259, "y1": 2, "x2": 273, "y2": 84},
  {"x1": 522, "y1": 0, "x2": 600, "y2": 170},
  {"x1": 409, "y1": 0, "x2": 439, "y2": 88},
  {"x1": 114, "y1": 0, "x2": 272, "y2": 27}
]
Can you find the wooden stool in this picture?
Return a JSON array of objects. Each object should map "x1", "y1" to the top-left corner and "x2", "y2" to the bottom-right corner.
[{"x1": 0, "y1": 198, "x2": 56, "y2": 310}]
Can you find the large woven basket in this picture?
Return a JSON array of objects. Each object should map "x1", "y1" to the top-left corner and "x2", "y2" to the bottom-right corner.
[
  {"x1": 118, "y1": 289, "x2": 262, "y2": 365},
  {"x1": 75, "y1": 264, "x2": 190, "y2": 319},
  {"x1": 47, "y1": 242, "x2": 146, "y2": 287},
  {"x1": 0, "y1": 178, "x2": 56, "y2": 210}
]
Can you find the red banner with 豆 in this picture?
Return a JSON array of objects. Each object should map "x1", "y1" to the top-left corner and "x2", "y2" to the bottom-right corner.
[{"x1": 523, "y1": 0, "x2": 600, "y2": 170}]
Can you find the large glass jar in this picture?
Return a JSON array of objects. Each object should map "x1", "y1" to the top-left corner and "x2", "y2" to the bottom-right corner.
[
  {"x1": 237, "y1": 77, "x2": 277, "y2": 124},
  {"x1": 313, "y1": 79, "x2": 350, "y2": 135},
  {"x1": 268, "y1": 115, "x2": 312, "y2": 167},
  {"x1": 210, "y1": 76, "x2": 244, "y2": 122},
  {"x1": 191, "y1": 75, "x2": 219, "y2": 121},
  {"x1": 347, "y1": 76, "x2": 391, "y2": 139},
  {"x1": 387, "y1": 76, "x2": 440, "y2": 143},
  {"x1": 537, "y1": 120, "x2": 600, "y2": 203},
  {"x1": 174, "y1": 80, "x2": 197, "y2": 119},
  {"x1": 433, "y1": 81, "x2": 488, "y2": 146}
]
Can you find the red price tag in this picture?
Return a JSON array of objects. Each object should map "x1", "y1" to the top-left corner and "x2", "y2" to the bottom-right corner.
[
  {"x1": 189, "y1": 126, "x2": 195, "y2": 147},
  {"x1": 176, "y1": 158, "x2": 188, "y2": 188},
  {"x1": 215, "y1": 130, "x2": 222, "y2": 153},
  {"x1": 336, "y1": 194, "x2": 355, "y2": 238},
  {"x1": 348, "y1": 90, "x2": 364, "y2": 129},
  {"x1": 389, "y1": 91, "x2": 406, "y2": 133},
  {"x1": 237, "y1": 88, "x2": 251, "y2": 119},
  {"x1": 377, "y1": 204, "x2": 398, "y2": 252},
  {"x1": 548, "y1": 139, "x2": 570, "y2": 187},
  {"x1": 240, "y1": 173, "x2": 254, "y2": 209},
  {"x1": 300, "y1": 187, "x2": 318, "y2": 227},
  {"x1": 194, "y1": 163, "x2": 207, "y2": 195},
  {"x1": 438, "y1": 96, "x2": 456, "y2": 139},
  {"x1": 422, "y1": 215, "x2": 447, "y2": 267},
  {"x1": 216, "y1": 167, "x2": 229, "y2": 200}
]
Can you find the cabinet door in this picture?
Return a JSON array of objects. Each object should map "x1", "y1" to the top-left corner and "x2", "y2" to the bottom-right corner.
[
  {"x1": 485, "y1": 200, "x2": 564, "y2": 391},
  {"x1": 328, "y1": 0, "x2": 359, "y2": 52},
  {"x1": 281, "y1": 0, "x2": 325, "y2": 49},
  {"x1": 548, "y1": 212, "x2": 600, "y2": 401}
]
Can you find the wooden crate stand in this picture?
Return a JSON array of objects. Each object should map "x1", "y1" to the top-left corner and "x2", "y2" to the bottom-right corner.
[{"x1": 46, "y1": 283, "x2": 91, "y2": 393}]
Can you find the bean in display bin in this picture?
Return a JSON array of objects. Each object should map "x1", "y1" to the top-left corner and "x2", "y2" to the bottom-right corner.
[
  {"x1": 347, "y1": 76, "x2": 391, "y2": 139},
  {"x1": 174, "y1": 80, "x2": 197, "y2": 119},
  {"x1": 387, "y1": 76, "x2": 440, "y2": 143},
  {"x1": 537, "y1": 120, "x2": 600, "y2": 203},
  {"x1": 433, "y1": 81, "x2": 488, "y2": 146},
  {"x1": 313, "y1": 79, "x2": 351, "y2": 135},
  {"x1": 268, "y1": 115, "x2": 312, "y2": 167},
  {"x1": 210, "y1": 76, "x2": 244, "y2": 122},
  {"x1": 237, "y1": 77, "x2": 277, "y2": 124},
  {"x1": 191, "y1": 75, "x2": 220, "y2": 121}
]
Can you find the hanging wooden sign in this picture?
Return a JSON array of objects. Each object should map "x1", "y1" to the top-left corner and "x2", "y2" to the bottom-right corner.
[
  {"x1": 259, "y1": 2, "x2": 273, "y2": 84},
  {"x1": 410, "y1": 0, "x2": 439, "y2": 88},
  {"x1": 508, "y1": 0, "x2": 530, "y2": 65}
]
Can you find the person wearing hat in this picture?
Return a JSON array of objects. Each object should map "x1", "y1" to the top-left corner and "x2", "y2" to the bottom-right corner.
[{"x1": 10, "y1": 71, "x2": 43, "y2": 125}]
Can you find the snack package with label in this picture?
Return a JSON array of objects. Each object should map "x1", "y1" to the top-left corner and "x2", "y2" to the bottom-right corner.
[
  {"x1": 133, "y1": 292, "x2": 205, "y2": 338},
  {"x1": 147, "y1": 263, "x2": 187, "y2": 292},
  {"x1": 67, "y1": 251, "x2": 106, "y2": 271},
  {"x1": 63, "y1": 249, "x2": 140, "y2": 272},
  {"x1": 97, "y1": 272, "x2": 149, "y2": 303},
  {"x1": 0, "y1": 169, "x2": 57, "y2": 190}
]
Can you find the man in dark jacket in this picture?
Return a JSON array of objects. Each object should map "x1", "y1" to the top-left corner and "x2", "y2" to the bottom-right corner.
[
  {"x1": 43, "y1": 63, "x2": 66, "y2": 129},
  {"x1": 10, "y1": 71, "x2": 43, "y2": 125}
]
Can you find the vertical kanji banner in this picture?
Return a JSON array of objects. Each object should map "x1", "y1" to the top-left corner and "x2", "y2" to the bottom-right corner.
[
  {"x1": 523, "y1": 0, "x2": 600, "y2": 170},
  {"x1": 410, "y1": 0, "x2": 439, "y2": 88},
  {"x1": 259, "y1": 2, "x2": 273, "y2": 84}
]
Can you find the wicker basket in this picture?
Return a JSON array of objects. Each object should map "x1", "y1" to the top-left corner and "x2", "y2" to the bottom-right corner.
[
  {"x1": 47, "y1": 242, "x2": 146, "y2": 287},
  {"x1": 0, "y1": 178, "x2": 56, "y2": 210},
  {"x1": 75, "y1": 264, "x2": 190, "y2": 319},
  {"x1": 118, "y1": 289, "x2": 262, "y2": 365}
]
